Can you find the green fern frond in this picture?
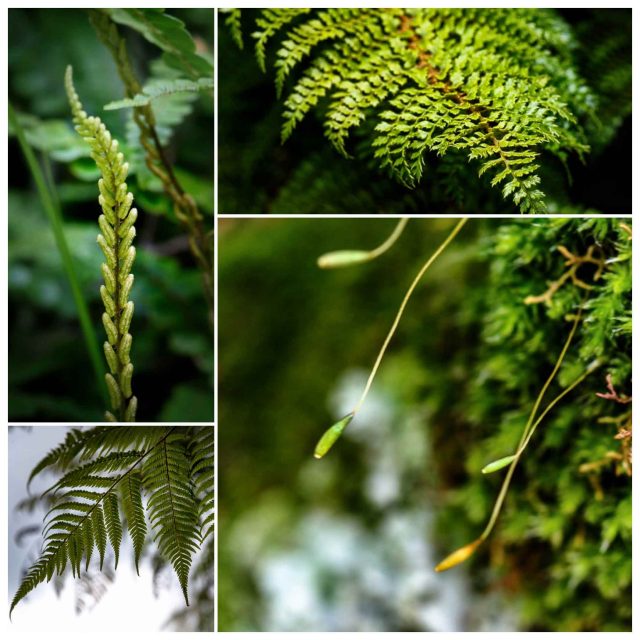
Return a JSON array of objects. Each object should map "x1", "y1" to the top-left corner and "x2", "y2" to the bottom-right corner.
[
  {"x1": 189, "y1": 427, "x2": 215, "y2": 540},
  {"x1": 11, "y1": 426, "x2": 213, "y2": 616},
  {"x1": 240, "y1": 8, "x2": 596, "y2": 213},
  {"x1": 143, "y1": 431, "x2": 201, "y2": 605},
  {"x1": 223, "y1": 8, "x2": 244, "y2": 50},
  {"x1": 120, "y1": 470, "x2": 147, "y2": 573},
  {"x1": 65, "y1": 66, "x2": 138, "y2": 421},
  {"x1": 104, "y1": 77, "x2": 214, "y2": 111}
]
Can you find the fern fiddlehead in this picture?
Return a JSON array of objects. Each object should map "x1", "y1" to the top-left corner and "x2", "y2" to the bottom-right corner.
[
  {"x1": 10, "y1": 426, "x2": 214, "y2": 616},
  {"x1": 65, "y1": 66, "x2": 137, "y2": 422}
]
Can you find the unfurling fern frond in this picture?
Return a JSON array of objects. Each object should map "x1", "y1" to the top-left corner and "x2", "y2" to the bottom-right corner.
[
  {"x1": 239, "y1": 8, "x2": 597, "y2": 213},
  {"x1": 10, "y1": 426, "x2": 214, "y2": 616},
  {"x1": 65, "y1": 66, "x2": 137, "y2": 422}
]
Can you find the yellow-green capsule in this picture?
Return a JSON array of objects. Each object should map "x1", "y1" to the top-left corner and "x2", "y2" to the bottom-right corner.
[
  {"x1": 435, "y1": 538, "x2": 482, "y2": 572},
  {"x1": 101, "y1": 263, "x2": 116, "y2": 295},
  {"x1": 119, "y1": 333, "x2": 132, "y2": 366},
  {"x1": 119, "y1": 274, "x2": 134, "y2": 308},
  {"x1": 314, "y1": 413, "x2": 354, "y2": 459},
  {"x1": 103, "y1": 342, "x2": 119, "y2": 374},
  {"x1": 120, "y1": 363, "x2": 133, "y2": 398},
  {"x1": 317, "y1": 250, "x2": 371, "y2": 269},
  {"x1": 100, "y1": 285, "x2": 116, "y2": 318},
  {"x1": 119, "y1": 301, "x2": 134, "y2": 336},
  {"x1": 481, "y1": 455, "x2": 518, "y2": 474},
  {"x1": 105, "y1": 373, "x2": 122, "y2": 410},
  {"x1": 102, "y1": 312, "x2": 118, "y2": 345},
  {"x1": 104, "y1": 411, "x2": 118, "y2": 422},
  {"x1": 124, "y1": 396, "x2": 137, "y2": 422}
]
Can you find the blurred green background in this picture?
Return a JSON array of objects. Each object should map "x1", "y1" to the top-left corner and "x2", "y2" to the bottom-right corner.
[
  {"x1": 8, "y1": 9, "x2": 214, "y2": 421},
  {"x1": 218, "y1": 217, "x2": 631, "y2": 631}
]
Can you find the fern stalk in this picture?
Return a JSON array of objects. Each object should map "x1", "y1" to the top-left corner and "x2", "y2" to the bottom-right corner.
[
  {"x1": 65, "y1": 66, "x2": 137, "y2": 422},
  {"x1": 88, "y1": 10, "x2": 215, "y2": 332}
]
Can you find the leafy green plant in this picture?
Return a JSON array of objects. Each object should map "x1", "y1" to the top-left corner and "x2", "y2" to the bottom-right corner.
[
  {"x1": 217, "y1": 217, "x2": 630, "y2": 630},
  {"x1": 10, "y1": 425, "x2": 214, "y2": 617},
  {"x1": 222, "y1": 9, "x2": 631, "y2": 214},
  {"x1": 9, "y1": 9, "x2": 214, "y2": 421}
]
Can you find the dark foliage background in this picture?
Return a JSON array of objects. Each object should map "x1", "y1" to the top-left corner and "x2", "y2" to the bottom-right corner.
[
  {"x1": 218, "y1": 218, "x2": 631, "y2": 631},
  {"x1": 218, "y1": 9, "x2": 631, "y2": 215},
  {"x1": 8, "y1": 9, "x2": 214, "y2": 421}
]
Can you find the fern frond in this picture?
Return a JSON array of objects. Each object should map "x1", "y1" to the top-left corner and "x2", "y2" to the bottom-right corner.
[
  {"x1": 65, "y1": 66, "x2": 138, "y2": 421},
  {"x1": 189, "y1": 427, "x2": 215, "y2": 540},
  {"x1": 223, "y1": 8, "x2": 243, "y2": 50},
  {"x1": 241, "y1": 8, "x2": 596, "y2": 213},
  {"x1": 143, "y1": 431, "x2": 201, "y2": 605},
  {"x1": 11, "y1": 426, "x2": 213, "y2": 614},
  {"x1": 120, "y1": 470, "x2": 147, "y2": 573},
  {"x1": 104, "y1": 77, "x2": 214, "y2": 111}
]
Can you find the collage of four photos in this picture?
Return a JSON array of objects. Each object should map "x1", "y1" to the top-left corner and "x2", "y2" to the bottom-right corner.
[{"x1": 6, "y1": 6, "x2": 633, "y2": 634}]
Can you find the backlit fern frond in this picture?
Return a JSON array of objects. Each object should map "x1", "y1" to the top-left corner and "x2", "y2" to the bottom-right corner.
[
  {"x1": 143, "y1": 431, "x2": 201, "y2": 605},
  {"x1": 65, "y1": 66, "x2": 137, "y2": 421},
  {"x1": 189, "y1": 427, "x2": 215, "y2": 540},
  {"x1": 242, "y1": 8, "x2": 597, "y2": 213},
  {"x1": 10, "y1": 426, "x2": 214, "y2": 616}
]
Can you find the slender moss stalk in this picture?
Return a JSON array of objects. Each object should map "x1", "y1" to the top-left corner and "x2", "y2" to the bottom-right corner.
[
  {"x1": 8, "y1": 102, "x2": 107, "y2": 408},
  {"x1": 314, "y1": 218, "x2": 469, "y2": 459},
  {"x1": 65, "y1": 66, "x2": 138, "y2": 422},
  {"x1": 435, "y1": 302, "x2": 598, "y2": 572}
]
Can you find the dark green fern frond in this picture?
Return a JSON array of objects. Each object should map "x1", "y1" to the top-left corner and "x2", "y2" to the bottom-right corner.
[
  {"x1": 189, "y1": 427, "x2": 215, "y2": 540},
  {"x1": 11, "y1": 426, "x2": 213, "y2": 616},
  {"x1": 143, "y1": 431, "x2": 201, "y2": 605},
  {"x1": 120, "y1": 470, "x2": 147, "y2": 573},
  {"x1": 242, "y1": 8, "x2": 596, "y2": 213}
]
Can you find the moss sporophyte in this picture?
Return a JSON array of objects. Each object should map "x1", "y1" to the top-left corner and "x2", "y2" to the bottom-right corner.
[{"x1": 312, "y1": 218, "x2": 607, "y2": 574}]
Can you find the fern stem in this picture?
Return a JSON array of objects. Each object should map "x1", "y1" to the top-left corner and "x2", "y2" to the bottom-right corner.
[
  {"x1": 352, "y1": 217, "x2": 468, "y2": 416},
  {"x1": 88, "y1": 10, "x2": 215, "y2": 333},
  {"x1": 8, "y1": 102, "x2": 107, "y2": 408}
]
